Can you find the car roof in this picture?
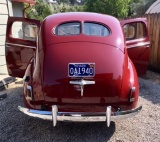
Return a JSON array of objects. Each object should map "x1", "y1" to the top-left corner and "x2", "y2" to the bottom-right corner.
[
  {"x1": 40, "y1": 12, "x2": 125, "y2": 52},
  {"x1": 45, "y1": 12, "x2": 118, "y2": 24}
]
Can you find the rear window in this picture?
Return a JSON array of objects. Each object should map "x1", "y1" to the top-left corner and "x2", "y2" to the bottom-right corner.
[
  {"x1": 123, "y1": 22, "x2": 146, "y2": 41},
  {"x1": 55, "y1": 22, "x2": 80, "y2": 35},
  {"x1": 83, "y1": 22, "x2": 110, "y2": 36},
  {"x1": 54, "y1": 22, "x2": 110, "y2": 37}
]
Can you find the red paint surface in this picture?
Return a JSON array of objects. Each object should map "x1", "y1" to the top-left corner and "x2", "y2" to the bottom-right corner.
[
  {"x1": 5, "y1": 13, "x2": 150, "y2": 112},
  {"x1": 5, "y1": 17, "x2": 40, "y2": 78},
  {"x1": 121, "y1": 18, "x2": 150, "y2": 76}
]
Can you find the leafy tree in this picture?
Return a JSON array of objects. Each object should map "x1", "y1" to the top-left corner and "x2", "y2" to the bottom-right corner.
[
  {"x1": 25, "y1": 0, "x2": 85, "y2": 20},
  {"x1": 81, "y1": 0, "x2": 87, "y2": 5},
  {"x1": 84, "y1": 0, "x2": 133, "y2": 18},
  {"x1": 69, "y1": 0, "x2": 76, "y2": 5},
  {"x1": 57, "y1": 0, "x2": 86, "y2": 5},
  {"x1": 26, "y1": 0, "x2": 146, "y2": 20},
  {"x1": 57, "y1": 0, "x2": 69, "y2": 4},
  {"x1": 25, "y1": 0, "x2": 52, "y2": 21},
  {"x1": 131, "y1": 0, "x2": 156, "y2": 15},
  {"x1": 51, "y1": 3, "x2": 84, "y2": 13}
]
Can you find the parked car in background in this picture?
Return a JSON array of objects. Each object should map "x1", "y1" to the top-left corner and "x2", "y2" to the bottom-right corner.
[{"x1": 5, "y1": 12, "x2": 150, "y2": 127}]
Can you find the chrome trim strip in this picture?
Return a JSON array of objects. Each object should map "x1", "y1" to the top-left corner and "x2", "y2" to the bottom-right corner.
[
  {"x1": 6, "y1": 42, "x2": 36, "y2": 49},
  {"x1": 70, "y1": 79, "x2": 95, "y2": 86},
  {"x1": 111, "y1": 106, "x2": 142, "y2": 120},
  {"x1": 70, "y1": 79, "x2": 95, "y2": 96},
  {"x1": 18, "y1": 106, "x2": 142, "y2": 123},
  {"x1": 127, "y1": 41, "x2": 150, "y2": 48}
]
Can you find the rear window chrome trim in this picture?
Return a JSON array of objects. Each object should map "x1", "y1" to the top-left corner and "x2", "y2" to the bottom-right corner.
[
  {"x1": 54, "y1": 21, "x2": 111, "y2": 37},
  {"x1": 83, "y1": 22, "x2": 111, "y2": 37},
  {"x1": 54, "y1": 21, "x2": 81, "y2": 36}
]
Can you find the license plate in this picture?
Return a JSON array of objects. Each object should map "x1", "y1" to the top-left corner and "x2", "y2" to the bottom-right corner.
[{"x1": 69, "y1": 63, "x2": 95, "y2": 77}]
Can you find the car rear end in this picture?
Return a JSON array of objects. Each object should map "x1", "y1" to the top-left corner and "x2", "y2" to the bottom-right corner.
[{"x1": 20, "y1": 12, "x2": 142, "y2": 127}]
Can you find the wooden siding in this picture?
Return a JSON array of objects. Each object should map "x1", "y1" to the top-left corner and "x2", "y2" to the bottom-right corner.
[
  {"x1": 0, "y1": 0, "x2": 7, "y2": 4},
  {"x1": 0, "y1": 15, "x2": 8, "y2": 24},
  {"x1": 0, "y1": 46, "x2": 5, "y2": 55},
  {"x1": 0, "y1": 4, "x2": 8, "y2": 14},
  {"x1": 0, "y1": 0, "x2": 8, "y2": 74},
  {"x1": 144, "y1": 13, "x2": 160, "y2": 72}
]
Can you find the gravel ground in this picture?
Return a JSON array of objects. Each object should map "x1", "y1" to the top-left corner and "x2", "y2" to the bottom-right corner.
[{"x1": 0, "y1": 71, "x2": 160, "y2": 142}]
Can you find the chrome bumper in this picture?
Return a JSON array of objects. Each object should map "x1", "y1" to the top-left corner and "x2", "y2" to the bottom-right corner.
[{"x1": 18, "y1": 105, "x2": 142, "y2": 127}]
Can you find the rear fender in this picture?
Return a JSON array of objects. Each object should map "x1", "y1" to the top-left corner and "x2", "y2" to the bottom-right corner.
[{"x1": 120, "y1": 49, "x2": 139, "y2": 110}]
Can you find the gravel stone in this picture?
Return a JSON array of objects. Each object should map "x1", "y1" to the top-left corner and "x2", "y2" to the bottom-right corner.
[{"x1": 0, "y1": 71, "x2": 160, "y2": 142}]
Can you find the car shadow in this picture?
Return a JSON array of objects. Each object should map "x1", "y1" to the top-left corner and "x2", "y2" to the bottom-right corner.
[
  {"x1": 54, "y1": 121, "x2": 115, "y2": 142},
  {"x1": 0, "y1": 93, "x2": 7, "y2": 100},
  {"x1": 21, "y1": 118, "x2": 116, "y2": 142}
]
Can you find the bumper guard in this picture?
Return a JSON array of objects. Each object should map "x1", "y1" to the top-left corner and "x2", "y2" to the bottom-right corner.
[{"x1": 18, "y1": 105, "x2": 142, "y2": 127}]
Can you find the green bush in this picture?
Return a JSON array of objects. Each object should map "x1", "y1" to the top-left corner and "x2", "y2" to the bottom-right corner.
[
  {"x1": 25, "y1": 0, "x2": 52, "y2": 21},
  {"x1": 51, "y1": 3, "x2": 84, "y2": 13},
  {"x1": 84, "y1": 0, "x2": 133, "y2": 18},
  {"x1": 25, "y1": 0, "x2": 84, "y2": 20}
]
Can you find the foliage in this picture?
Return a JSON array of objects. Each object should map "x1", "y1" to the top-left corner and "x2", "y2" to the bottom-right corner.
[
  {"x1": 57, "y1": 0, "x2": 69, "y2": 4},
  {"x1": 57, "y1": 0, "x2": 87, "y2": 5},
  {"x1": 84, "y1": 0, "x2": 133, "y2": 18},
  {"x1": 25, "y1": 0, "x2": 52, "y2": 21},
  {"x1": 25, "y1": 0, "x2": 84, "y2": 20},
  {"x1": 25, "y1": 0, "x2": 154, "y2": 20},
  {"x1": 131, "y1": 0, "x2": 157, "y2": 15},
  {"x1": 51, "y1": 3, "x2": 84, "y2": 13}
]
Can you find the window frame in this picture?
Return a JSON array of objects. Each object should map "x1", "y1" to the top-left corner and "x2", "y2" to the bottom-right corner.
[
  {"x1": 54, "y1": 21, "x2": 111, "y2": 37},
  {"x1": 11, "y1": 21, "x2": 38, "y2": 41},
  {"x1": 83, "y1": 21, "x2": 111, "y2": 37},
  {"x1": 123, "y1": 21, "x2": 147, "y2": 41},
  {"x1": 54, "y1": 21, "x2": 82, "y2": 36}
]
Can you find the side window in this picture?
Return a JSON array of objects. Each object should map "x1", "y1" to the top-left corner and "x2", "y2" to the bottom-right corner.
[
  {"x1": 55, "y1": 22, "x2": 81, "y2": 35},
  {"x1": 12, "y1": 21, "x2": 38, "y2": 41},
  {"x1": 83, "y1": 22, "x2": 110, "y2": 36},
  {"x1": 123, "y1": 22, "x2": 146, "y2": 41}
]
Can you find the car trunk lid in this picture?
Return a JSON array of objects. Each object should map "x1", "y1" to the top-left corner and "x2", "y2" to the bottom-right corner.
[{"x1": 43, "y1": 42, "x2": 124, "y2": 105}]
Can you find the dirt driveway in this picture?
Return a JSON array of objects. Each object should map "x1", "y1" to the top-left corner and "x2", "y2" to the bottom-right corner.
[{"x1": 0, "y1": 71, "x2": 160, "y2": 142}]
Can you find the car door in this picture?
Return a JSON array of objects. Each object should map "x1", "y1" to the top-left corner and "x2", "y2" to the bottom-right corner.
[
  {"x1": 5, "y1": 17, "x2": 40, "y2": 78},
  {"x1": 121, "y1": 18, "x2": 150, "y2": 76}
]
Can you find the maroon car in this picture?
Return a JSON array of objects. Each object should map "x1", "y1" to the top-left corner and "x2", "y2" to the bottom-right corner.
[{"x1": 5, "y1": 12, "x2": 150, "y2": 127}]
